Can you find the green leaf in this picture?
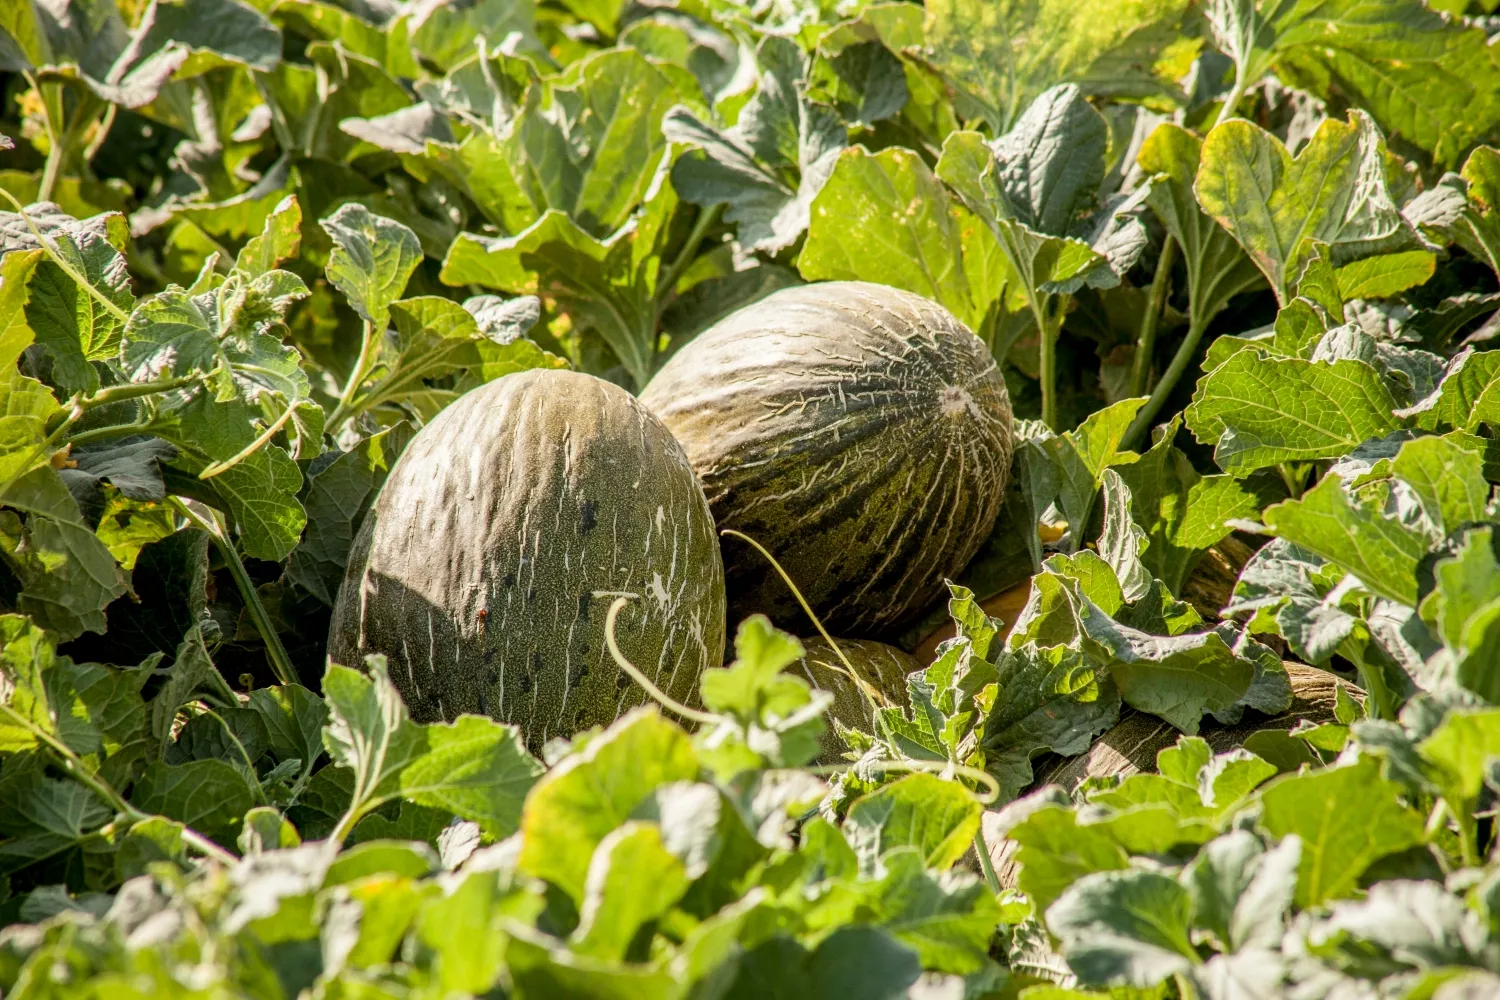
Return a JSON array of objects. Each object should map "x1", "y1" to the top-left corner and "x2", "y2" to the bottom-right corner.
[
  {"x1": 235, "y1": 195, "x2": 302, "y2": 278},
  {"x1": 1258, "y1": 756, "x2": 1425, "y2": 907},
  {"x1": 408, "y1": 0, "x2": 539, "y2": 71},
  {"x1": 1387, "y1": 432, "x2": 1489, "y2": 535},
  {"x1": 1418, "y1": 708, "x2": 1500, "y2": 820},
  {"x1": 358, "y1": 296, "x2": 562, "y2": 417},
  {"x1": 1226, "y1": 539, "x2": 1360, "y2": 663},
  {"x1": 132, "y1": 758, "x2": 258, "y2": 845},
  {"x1": 1183, "y1": 830, "x2": 1299, "y2": 952},
  {"x1": 911, "y1": 0, "x2": 1191, "y2": 134},
  {"x1": 517, "y1": 708, "x2": 698, "y2": 903},
  {"x1": 666, "y1": 36, "x2": 845, "y2": 254},
  {"x1": 1194, "y1": 112, "x2": 1417, "y2": 304},
  {"x1": 1046, "y1": 869, "x2": 1197, "y2": 988},
  {"x1": 724, "y1": 927, "x2": 921, "y2": 1000},
  {"x1": 0, "y1": 771, "x2": 111, "y2": 873},
  {"x1": 842, "y1": 773, "x2": 981, "y2": 876},
  {"x1": 981, "y1": 643, "x2": 1121, "y2": 798},
  {"x1": 1426, "y1": 530, "x2": 1500, "y2": 703},
  {"x1": 0, "y1": 615, "x2": 93, "y2": 753},
  {"x1": 1138, "y1": 122, "x2": 1265, "y2": 332},
  {"x1": 22, "y1": 229, "x2": 133, "y2": 394},
  {"x1": 860, "y1": 847, "x2": 1002, "y2": 975},
  {"x1": 430, "y1": 48, "x2": 680, "y2": 240},
  {"x1": 1399, "y1": 347, "x2": 1500, "y2": 434},
  {"x1": 1098, "y1": 470, "x2": 1151, "y2": 603},
  {"x1": 570, "y1": 821, "x2": 690, "y2": 961},
  {"x1": 0, "y1": 467, "x2": 127, "y2": 639},
  {"x1": 1185, "y1": 351, "x2": 1401, "y2": 473},
  {"x1": 285, "y1": 423, "x2": 413, "y2": 606},
  {"x1": 1113, "y1": 419, "x2": 1279, "y2": 593},
  {"x1": 1079, "y1": 612, "x2": 1254, "y2": 735},
  {"x1": 397, "y1": 714, "x2": 542, "y2": 840},
  {"x1": 1261, "y1": 473, "x2": 1433, "y2": 607},
  {"x1": 321, "y1": 657, "x2": 542, "y2": 840},
  {"x1": 319, "y1": 204, "x2": 421, "y2": 330},
  {"x1": 1334, "y1": 250, "x2": 1436, "y2": 302},
  {"x1": 441, "y1": 174, "x2": 674, "y2": 390},
  {"x1": 1210, "y1": 0, "x2": 1500, "y2": 169},
  {"x1": 798, "y1": 143, "x2": 1018, "y2": 341}
]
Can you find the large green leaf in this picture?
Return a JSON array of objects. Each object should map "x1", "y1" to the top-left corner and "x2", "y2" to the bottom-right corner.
[
  {"x1": 1194, "y1": 112, "x2": 1418, "y2": 304},
  {"x1": 981, "y1": 643, "x2": 1121, "y2": 798},
  {"x1": 569, "y1": 822, "x2": 690, "y2": 961},
  {"x1": 666, "y1": 36, "x2": 845, "y2": 254},
  {"x1": 797, "y1": 144, "x2": 1019, "y2": 344},
  {"x1": 1261, "y1": 473, "x2": 1434, "y2": 607},
  {"x1": 911, "y1": 0, "x2": 1192, "y2": 134},
  {"x1": 319, "y1": 204, "x2": 421, "y2": 330},
  {"x1": 322, "y1": 657, "x2": 543, "y2": 841},
  {"x1": 1258, "y1": 756, "x2": 1425, "y2": 907},
  {"x1": 441, "y1": 174, "x2": 674, "y2": 390},
  {"x1": 1206, "y1": 0, "x2": 1500, "y2": 168},
  {"x1": 1046, "y1": 869, "x2": 1198, "y2": 988},
  {"x1": 22, "y1": 229, "x2": 133, "y2": 394},
  {"x1": 517, "y1": 709, "x2": 699, "y2": 904},
  {"x1": 1185, "y1": 350, "x2": 1402, "y2": 473},
  {"x1": 1426, "y1": 529, "x2": 1500, "y2": 704},
  {"x1": 842, "y1": 773, "x2": 981, "y2": 877}
]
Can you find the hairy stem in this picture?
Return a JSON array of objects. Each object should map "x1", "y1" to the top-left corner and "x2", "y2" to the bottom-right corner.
[
  {"x1": 1121, "y1": 313, "x2": 1208, "y2": 453},
  {"x1": 77, "y1": 374, "x2": 200, "y2": 414},
  {"x1": 1037, "y1": 296, "x2": 1062, "y2": 432},
  {"x1": 658, "y1": 203, "x2": 722, "y2": 299},
  {"x1": 326, "y1": 319, "x2": 378, "y2": 432},
  {"x1": 1128, "y1": 236, "x2": 1177, "y2": 398},
  {"x1": 173, "y1": 500, "x2": 298, "y2": 687},
  {"x1": 974, "y1": 830, "x2": 1002, "y2": 895}
]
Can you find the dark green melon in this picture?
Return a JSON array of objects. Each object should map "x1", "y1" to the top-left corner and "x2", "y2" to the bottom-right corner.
[
  {"x1": 328, "y1": 369, "x2": 726, "y2": 749},
  {"x1": 794, "y1": 637, "x2": 919, "y2": 761},
  {"x1": 641, "y1": 281, "x2": 1014, "y2": 638}
]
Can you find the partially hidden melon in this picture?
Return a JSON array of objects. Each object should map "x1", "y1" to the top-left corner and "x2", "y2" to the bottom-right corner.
[
  {"x1": 795, "y1": 637, "x2": 919, "y2": 761},
  {"x1": 641, "y1": 281, "x2": 1014, "y2": 639},
  {"x1": 328, "y1": 369, "x2": 726, "y2": 749}
]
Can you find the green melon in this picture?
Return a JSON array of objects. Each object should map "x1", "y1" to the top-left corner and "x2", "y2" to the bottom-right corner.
[
  {"x1": 641, "y1": 281, "x2": 1014, "y2": 638},
  {"x1": 795, "y1": 637, "x2": 919, "y2": 761},
  {"x1": 328, "y1": 369, "x2": 726, "y2": 748}
]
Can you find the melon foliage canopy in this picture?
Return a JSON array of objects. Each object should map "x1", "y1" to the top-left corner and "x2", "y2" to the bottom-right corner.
[{"x1": 6, "y1": 0, "x2": 1500, "y2": 997}]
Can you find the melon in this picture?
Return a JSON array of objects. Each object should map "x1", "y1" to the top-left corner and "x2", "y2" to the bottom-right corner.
[
  {"x1": 795, "y1": 637, "x2": 918, "y2": 761},
  {"x1": 641, "y1": 281, "x2": 1014, "y2": 638},
  {"x1": 328, "y1": 369, "x2": 726, "y2": 748}
]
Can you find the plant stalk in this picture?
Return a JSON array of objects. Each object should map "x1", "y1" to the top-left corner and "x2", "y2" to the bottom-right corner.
[
  {"x1": 1128, "y1": 236, "x2": 1177, "y2": 398},
  {"x1": 173, "y1": 500, "x2": 298, "y2": 687},
  {"x1": 326, "y1": 319, "x2": 378, "y2": 432},
  {"x1": 1037, "y1": 296, "x2": 1061, "y2": 432},
  {"x1": 1121, "y1": 313, "x2": 1208, "y2": 453},
  {"x1": 658, "y1": 203, "x2": 722, "y2": 298},
  {"x1": 974, "y1": 831, "x2": 1002, "y2": 895}
]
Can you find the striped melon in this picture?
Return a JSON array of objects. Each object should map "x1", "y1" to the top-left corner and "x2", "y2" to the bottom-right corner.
[
  {"x1": 640, "y1": 281, "x2": 1014, "y2": 638},
  {"x1": 328, "y1": 369, "x2": 726, "y2": 748},
  {"x1": 795, "y1": 637, "x2": 919, "y2": 760}
]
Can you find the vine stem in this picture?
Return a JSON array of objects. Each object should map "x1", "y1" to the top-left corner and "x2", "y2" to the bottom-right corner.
[
  {"x1": 1120, "y1": 313, "x2": 1207, "y2": 454},
  {"x1": 1036, "y1": 296, "x2": 1064, "y2": 432},
  {"x1": 600, "y1": 594, "x2": 719, "y2": 725},
  {"x1": 326, "y1": 319, "x2": 377, "y2": 432},
  {"x1": 172, "y1": 499, "x2": 298, "y2": 687},
  {"x1": 0, "y1": 702, "x2": 239, "y2": 866},
  {"x1": 0, "y1": 189, "x2": 130, "y2": 323},
  {"x1": 719, "y1": 528, "x2": 891, "y2": 711},
  {"x1": 807, "y1": 757, "x2": 1001, "y2": 804},
  {"x1": 658, "y1": 203, "x2": 722, "y2": 299},
  {"x1": 200, "y1": 401, "x2": 298, "y2": 479},
  {"x1": 974, "y1": 831, "x2": 1002, "y2": 895},
  {"x1": 1128, "y1": 236, "x2": 1177, "y2": 399}
]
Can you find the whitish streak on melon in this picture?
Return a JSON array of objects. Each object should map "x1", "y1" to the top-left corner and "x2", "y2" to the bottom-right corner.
[
  {"x1": 328, "y1": 369, "x2": 726, "y2": 749},
  {"x1": 642, "y1": 281, "x2": 1014, "y2": 638}
]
